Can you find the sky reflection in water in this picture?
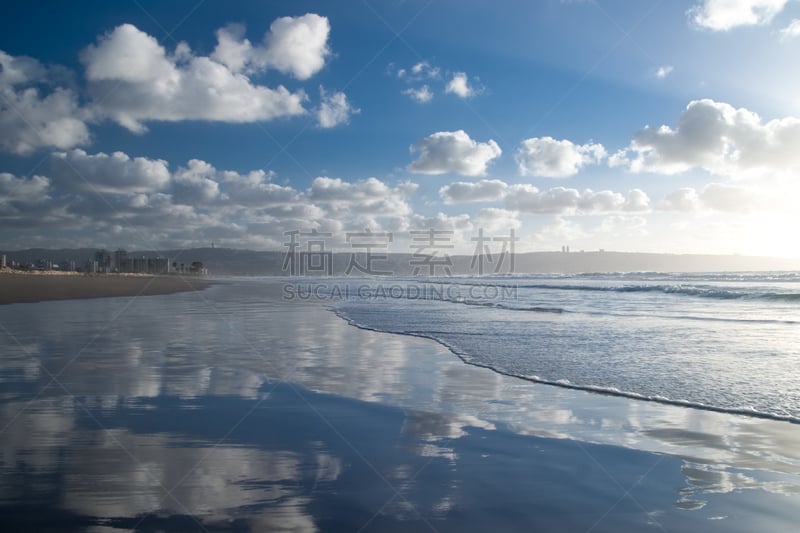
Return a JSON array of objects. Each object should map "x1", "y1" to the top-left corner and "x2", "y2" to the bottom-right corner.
[{"x1": 0, "y1": 279, "x2": 799, "y2": 531}]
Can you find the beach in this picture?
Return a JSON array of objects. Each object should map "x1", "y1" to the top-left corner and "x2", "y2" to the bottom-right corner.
[
  {"x1": 0, "y1": 272, "x2": 210, "y2": 305},
  {"x1": 1, "y1": 277, "x2": 798, "y2": 531}
]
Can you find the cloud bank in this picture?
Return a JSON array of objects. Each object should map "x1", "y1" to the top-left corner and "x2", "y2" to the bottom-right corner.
[{"x1": 611, "y1": 99, "x2": 800, "y2": 178}]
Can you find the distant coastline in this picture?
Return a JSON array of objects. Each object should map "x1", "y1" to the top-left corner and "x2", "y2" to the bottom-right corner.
[
  {"x1": 0, "y1": 272, "x2": 211, "y2": 305},
  {"x1": 3, "y1": 247, "x2": 800, "y2": 276}
]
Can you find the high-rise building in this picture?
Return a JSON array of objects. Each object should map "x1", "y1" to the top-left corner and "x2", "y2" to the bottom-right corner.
[
  {"x1": 94, "y1": 250, "x2": 112, "y2": 273},
  {"x1": 113, "y1": 249, "x2": 128, "y2": 272},
  {"x1": 0, "y1": 254, "x2": 6, "y2": 269}
]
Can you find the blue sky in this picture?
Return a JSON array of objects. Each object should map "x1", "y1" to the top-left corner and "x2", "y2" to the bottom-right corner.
[{"x1": 1, "y1": 0, "x2": 799, "y2": 257}]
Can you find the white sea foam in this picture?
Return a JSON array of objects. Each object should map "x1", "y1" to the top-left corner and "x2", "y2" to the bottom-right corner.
[{"x1": 332, "y1": 273, "x2": 800, "y2": 423}]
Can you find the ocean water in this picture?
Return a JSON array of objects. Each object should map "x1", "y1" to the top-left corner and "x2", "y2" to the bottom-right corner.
[
  {"x1": 2, "y1": 279, "x2": 800, "y2": 530},
  {"x1": 328, "y1": 272, "x2": 800, "y2": 423}
]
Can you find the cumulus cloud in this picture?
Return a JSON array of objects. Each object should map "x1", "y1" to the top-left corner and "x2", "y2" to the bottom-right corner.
[
  {"x1": 660, "y1": 187, "x2": 702, "y2": 211},
  {"x1": 688, "y1": 0, "x2": 787, "y2": 31},
  {"x1": 316, "y1": 87, "x2": 359, "y2": 128},
  {"x1": 171, "y1": 160, "x2": 222, "y2": 205},
  {"x1": 516, "y1": 136, "x2": 606, "y2": 177},
  {"x1": 0, "y1": 50, "x2": 91, "y2": 154},
  {"x1": 221, "y1": 169, "x2": 299, "y2": 207},
  {"x1": 309, "y1": 176, "x2": 417, "y2": 217},
  {"x1": 439, "y1": 179, "x2": 508, "y2": 203},
  {"x1": 505, "y1": 184, "x2": 649, "y2": 214},
  {"x1": 49, "y1": 149, "x2": 170, "y2": 194},
  {"x1": 408, "y1": 130, "x2": 501, "y2": 176},
  {"x1": 0, "y1": 173, "x2": 51, "y2": 214},
  {"x1": 211, "y1": 14, "x2": 331, "y2": 79},
  {"x1": 445, "y1": 72, "x2": 477, "y2": 98},
  {"x1": 2, "y1": 146, "x2": 434, "y2": 249},
  {"x1": 402, "y1": 85, "x2": 434, "y2": 103},
  {"x1": 610, "y1": 99, "x2": 800, "y2": 177},
  {"x1": 210, "y1": 24, "x2": 252, "y2": 73},
  {"x1": 81, "y1": 23, "x2": 307, "y2": 132},
  {"x1": 170, "y1": 159, "x2": 301, "y2": 208},
  {"x1": 254, "y1": 13, "x2": 331, "y2": 79}
]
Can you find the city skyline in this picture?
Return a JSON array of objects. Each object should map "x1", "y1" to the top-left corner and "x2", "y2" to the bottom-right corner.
[{"x1": 2, "y1": 1, "x2": 800, "y2": 257}]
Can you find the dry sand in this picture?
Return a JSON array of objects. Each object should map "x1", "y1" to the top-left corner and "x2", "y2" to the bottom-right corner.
[{"x1": 0, "y1": 272, "x2": 210, "y2": 304}]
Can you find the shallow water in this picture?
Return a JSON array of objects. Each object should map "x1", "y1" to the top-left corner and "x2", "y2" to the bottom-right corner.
[
  {"x1": 330, "y1": 273, "x2": 800, "y2": 421},
  {"x1": 1, "y1": 278, "x2": 799, "y2": 531}
]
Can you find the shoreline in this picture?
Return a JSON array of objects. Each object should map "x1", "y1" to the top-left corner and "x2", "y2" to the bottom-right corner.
[
  {"x1": 332, "y1": 308, "x2": 800, "y2": 425},
  {"x1": 0, "y1": 273, "x2": 211, "y2": 305}
]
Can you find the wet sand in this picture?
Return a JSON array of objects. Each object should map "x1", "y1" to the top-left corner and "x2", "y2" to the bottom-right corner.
[{"x1": 0, "y1": 273, "x2": 210, "y2": 304}]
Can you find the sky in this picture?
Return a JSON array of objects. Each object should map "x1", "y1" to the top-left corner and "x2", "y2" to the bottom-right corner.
[{"x1": 1, "y1": 0, "x2": 800, "y2": 257}]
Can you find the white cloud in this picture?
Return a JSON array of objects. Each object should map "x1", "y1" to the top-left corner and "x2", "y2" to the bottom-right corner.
[
  {"x1": 408, "y1": 130, "x2": 502, "y2": 176},
  {"x1": 2, "y1": 151, "x2": 404, "y2": 249},
  {"x1": 612, "y1": 99, "x2": 800, "y2": 178},
  {"x1": 0, "y1": 50, "x2": 91, "y2": 154},
  {"x1": 661, "y1": 183, "x2": 762, "y2": 213},
  {"x1": 210, "y1": 24, "x2": 252, "y2": 73},
  {"x1": 0, "y1": 50, "x2": 47, "y2": 87},
  {"x1": 221, "y1": 169, "x2": 299, "y2": 207},
  {"x1": 411, "y1": 61, "x2": 438, "y2": 77},
  {"x1": 171, "y1": 159, "x2": 222, "y2": 205},
  {"x1": 624, "y1": 188, "x2": 651, "y2": 211},
  {"x1": 506, "y1": 184, "x2": 649, "y2": 214},
  {"x1": 211, "y1": 14, "x2": 331, "y2": 79},
  {"x1": 660, "y1": 187, "x2": 702, "y2": 211},
  {"x1": 316, "y1": 87, "x2": 359, "y2": 128},
  {"x1": 473, "y1": 208, "x2": 521, "y2": 231},
  {"x1": 439, "y1": 179, "x2": 509, "y2": 203},
  {"x1": 688, "y1": 0, "x2": 788, "y2": 31},
  {"x1": 49, "y1": 149, "x2": 170, "y2": 194},
  {"x1": 173, "y1": 160, "x2": 299, "y2": 208},
  {"x1": 309, "y1": 176, "x2": 416, "y2": 217},
  {"x1": 0, "y1": 173, "x2": 51, "y2": 214},
  {"x1": 257, "y1": 13, "x2": 331, "y2": 79},
  {"x1": 402, "y1": 85, "x2": 434, "y2": 103},
  {"x1": 445, "y1": 72, "x2": 476, "y2": 98},
  {"x1": 699, "y1": 182, "x2": 758, "y2": 212},
  {"x1": 779, "y1": 18, "x2": 800, "y2": 39},
  {"x1": 516, "y1": 136, "x2": 606, "y2": 177},
  {"x1": 393, "y1": 61, "x2": 440, "y2": 81},
  {"x1": 82, "y1": 23, "x2": 307, "y2": 132},
  {"x1": 655, "y1": 65, "x2": 674, "y2": 79},
  {"x1": 392, "y1": 62, "x2": 481, "y2": 103}
]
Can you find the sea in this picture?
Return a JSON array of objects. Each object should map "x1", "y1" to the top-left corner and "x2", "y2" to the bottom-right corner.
[
  {"x1": 2, "y1": 273, "x2": 800, "y2": 530},
  {"x1": 323, "y1": 272, "x2": 800, "y2": 423}
]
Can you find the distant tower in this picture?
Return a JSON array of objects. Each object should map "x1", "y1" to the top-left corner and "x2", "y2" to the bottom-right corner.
[{"x1": 211, "y1": 241, "x2": 214, "y2": 249}]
